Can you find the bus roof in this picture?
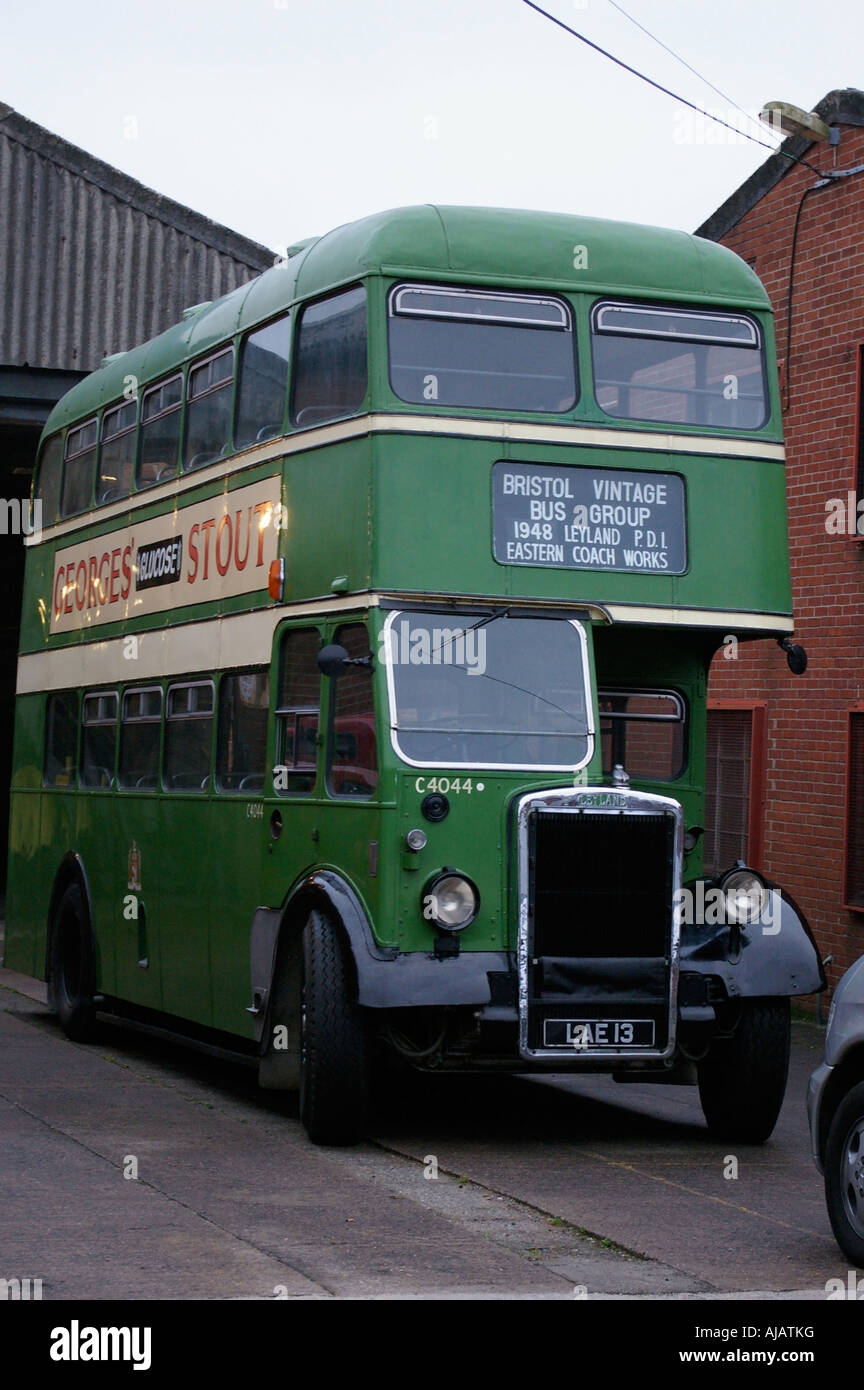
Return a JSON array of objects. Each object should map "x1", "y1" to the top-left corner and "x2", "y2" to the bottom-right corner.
[{"x1": 43, "y1": 203, "x2": 771, "y2": 436}]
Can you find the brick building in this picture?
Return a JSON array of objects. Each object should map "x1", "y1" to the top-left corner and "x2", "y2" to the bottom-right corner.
[{"x1": 699, "y1": 88, "x2": 864, "y2": 995}]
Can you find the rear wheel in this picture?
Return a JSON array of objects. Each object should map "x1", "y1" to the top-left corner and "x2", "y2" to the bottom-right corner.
[
  {"x1": 824, "y1": 1081, "x2": 864, "y2": 1267},
  {"x1": 48, "y1": 882, "x2": 97, "y2": 1043},
  {"x1": 697, "y1": 997, "x2": 790, "y2": 1143},
  {"x1": 299, "y1": 908, "x2": 370, "y2": 1145}
]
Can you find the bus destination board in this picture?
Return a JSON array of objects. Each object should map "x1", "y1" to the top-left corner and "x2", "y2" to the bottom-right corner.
[{"x1": 492, "y1": 460, "x2": 687, "y2": 575}]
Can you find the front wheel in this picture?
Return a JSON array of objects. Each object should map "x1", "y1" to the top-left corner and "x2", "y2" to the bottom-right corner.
[
  {"x1": 824, "y1": 1081, "x2": 864, "y2": 1266},
  {"x1": 299, "y1": 909, "x2": 371, "y2": 1146},
  {"x1": 697, "y1": 997, "x2": 790, "y2": 1143},
  {"x1": 48, "y1": 882, "x2": 97, "y2": 1043}
]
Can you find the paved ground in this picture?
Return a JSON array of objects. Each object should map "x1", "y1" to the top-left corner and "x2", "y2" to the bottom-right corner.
[{"x1": 0, "y1": 961, "x2": 850, "y2": 1301}]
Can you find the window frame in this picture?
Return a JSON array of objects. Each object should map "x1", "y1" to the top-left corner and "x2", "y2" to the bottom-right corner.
[
  {"x1": 35, "y1": 432, "x2": 64, "y2": 528},
  {"x1": 80, "y1": 688, "x2": 119, "y2": 790},
  {"x1": 590, "y1": 298, "x2": 769, "y2": 432},
  {"x1": 162, "y1": 679, "x2": 215, "y2": 793},
  {"x1": 118, "y1": 684, "x2": 164, "y2": 791},
  {"x1": 138, "y1": 374, "x2": 183, "y2": 490},
  {"x1": 704, "y1": 699, "x2": 767, "y2": 876},
  {"x1": 274, "y1": 626, "x2": 323, "y2": 797},
  {"x1": 43, "y1": 689, "x2": 80, "y2": 790},
  {"x1": 327, "y1": 620, "x2": 377, "y2": 800},
  {"x1": 598, "y1": 686, "x2": 688, "y2": 783},
  {"x1": 387, "y1": 281, "x2": 579, "y2": 415},
  {"x1": 384, "y1": 609, "x2": 594, "y2": 774},
  {"x1": 98, "y1": 399, "x2": 138, "y2": 505},
  {"x1": 289, "y1": 284, "x2": 368, "y2": 430},
  {"x1": 215, "y1": 667, "x2": 271, "y2": 794},
  {"x1": 843, "y1": 706, "x2": 864, "y2": 912},
  {"x1": 60, "y1": 415, "x2": 99, "y2": 518},
  {"x1": 234, "y1": 312, "x2": 292, "y2": 451},
  {"x1": 183, "y1": 348, "x2": 235, "y2": 473}
]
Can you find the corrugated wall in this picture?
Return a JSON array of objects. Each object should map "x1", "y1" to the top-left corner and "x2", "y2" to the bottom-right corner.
[{"x1": 0, "y1": 105, "x2": 275, "y2": 372}]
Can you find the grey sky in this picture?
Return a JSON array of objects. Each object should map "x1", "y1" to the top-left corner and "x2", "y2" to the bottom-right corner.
[{"x1": 1, "y1": 0, "x2": 860, "y2": 251}]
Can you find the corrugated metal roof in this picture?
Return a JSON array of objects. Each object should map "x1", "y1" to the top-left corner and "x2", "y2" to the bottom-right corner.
[{"x1": 0, "y1": 103, "x2": 275, "y2": 373}]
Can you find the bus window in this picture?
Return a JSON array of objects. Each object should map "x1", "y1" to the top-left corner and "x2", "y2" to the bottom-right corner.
[
  {"x1": 388, "y1": 284, "x2": 577, "y2": 412},
  {"x1": 43, "y1": 692, "x2": 78, "y2": 788},
  {"x1": 387, "y1": 611, "x2": 591, "y2": 770},
  {"x1": 290, "y1": 287, "x2": 366, "y2": 428},
  {"x1": 328, "y1": 623, "x2": 377, "y2": 798},
  {"x1": 35, "y1": 434, "x2": 63, "y2": 527},
  {"x1": 138, "y1": 376, "x2": 182, "y2": 489},
  {"x1": 275, "y1": 628, "x2": 320, "y2": 795},
  {"x1": 164, "y1": 682, "x2": 214, "y2": 792},
  {"x1": 235, "y1": 315, "x2": 291, "y2": 449},
  {"x1": 216, "y1": 670, "x2": 270, "y2": 792},
  {"x1": 184, "y1": 349, "x2": 234, "y2": 471},
  {"x1": 61, "y1": 418, "x2": 97, "y2": 518},
  {"x1": 591, "y1": 302, "x2": 767, "y2": 429},
  {"x1": 599, "y1": 689, "x2": 686, "y2": 781},
  {"x1": 80, "y1": 691, "x2": 118, "y2": 789},
  {"x1": 119, "y1": 686, "x2": 163, "y2": 790},
  {"x1": 98, "y1": 400, "x2": 137, "y2": 504}
]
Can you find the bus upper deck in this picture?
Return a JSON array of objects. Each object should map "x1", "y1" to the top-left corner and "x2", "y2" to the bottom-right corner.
[{"x1": 23, "y1": 203, "x2": 790, "y2": 667}]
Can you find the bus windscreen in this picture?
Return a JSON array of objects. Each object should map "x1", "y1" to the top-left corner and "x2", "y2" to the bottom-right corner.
[{"x1": 385, "y1": 610, "x2": 592, "y2": 770}]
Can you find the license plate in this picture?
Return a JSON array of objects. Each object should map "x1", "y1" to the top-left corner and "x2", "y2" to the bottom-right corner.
[{"x1": 543, "y1": 1018, "x2": 655, "y2": 1049}]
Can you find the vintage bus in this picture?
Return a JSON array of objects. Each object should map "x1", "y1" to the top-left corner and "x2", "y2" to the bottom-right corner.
[{"x1": 4, "y1": 204, "x2": 823, "y2": 1145}]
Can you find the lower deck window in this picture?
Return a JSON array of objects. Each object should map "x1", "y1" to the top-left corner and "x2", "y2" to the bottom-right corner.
[
  {"x1": 163, "y1": 682, "x2": 214, "y2": 791},
  {"x1": 80, "y1": 691, "x2": 118, "y2": 788},
  {"x1": 43, "y1": 692, "x2": 78, "y2": 788},
  {"x1": 599, "y1": 688, "x2": 686, "y2": 781},
  {"x1": 217, "y1": 670, "x2": 270, "y2": 792},
  {"x1": 276, "y1": 627, "x2": 321, "y2": 795},
  {"x1": 329, "y1": 623, "x2": 377, "y2": 797},
  {"x1": 119, "y1": 687, "x2": 163, "y2": 790}
]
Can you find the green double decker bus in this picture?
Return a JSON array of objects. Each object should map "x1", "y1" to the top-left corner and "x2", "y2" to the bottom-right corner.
[{"x1": 5, "y1": 204, "x2": 823, "y2": 1144}]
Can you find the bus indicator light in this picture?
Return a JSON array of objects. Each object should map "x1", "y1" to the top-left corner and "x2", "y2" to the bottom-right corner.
[{"x1": 268, "y1": 558, "x2": 284, "y2": 601}]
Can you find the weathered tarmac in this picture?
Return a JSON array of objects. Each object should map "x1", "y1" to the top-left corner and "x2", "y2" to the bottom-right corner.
[{"x1": 0, "y1": 962, "x2": 848, "y2": 1300}]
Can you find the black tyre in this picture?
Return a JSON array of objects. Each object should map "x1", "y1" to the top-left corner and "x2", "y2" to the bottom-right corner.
[
  {"x1": 824, "y1": 1081, "x2": 864, "y2": 1267},
  {"x1": 299, "y1": 908, "x2": 370, "y2": 1145},
  {"x1": 48, "y1": 882, "x2": 97, "y2": 1043},
  {"x1": 697, "y1": 997, "x2": 790, "y2": 1143}
]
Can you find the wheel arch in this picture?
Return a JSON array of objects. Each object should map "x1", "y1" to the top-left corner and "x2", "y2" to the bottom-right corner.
[
  {"x1": 44, "y1": 853, "x2": 96, "y2": 984},
  {"x1": 816, "y1": 1047, "x2": 864, "y2": 1167},
  {"x1": 252, "y1": 869, "x2": 391, "y2": 1053}
]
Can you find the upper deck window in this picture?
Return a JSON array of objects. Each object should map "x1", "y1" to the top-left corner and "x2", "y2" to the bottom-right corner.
[
  {"x1": 36, "y1": 434, "x2": 63, "y2": 527},
  {"x1": 388, "y1": 284, "x2": 577, "y2": 413},
  {"x1": 98, "y1": 400, "x2": 137, "y2": 504},
  {"x1": 591, "y1": 301, "x2": 767, "y2": 430},
  {"x1": 235, "y1": 314, "x2": 291, "y2": 449},
  {"x1": 290, "y1": 287, "x2": 367, "y2": 428},
  {"x1": 184, "y1": 349, "x2": 234, "y2": 471},
  {"x1": 61, "y1": 419, "x2": 97, "y2": 518},
  {"x1": 139, "y1": 376, "x2": 182, "y2": 489}
]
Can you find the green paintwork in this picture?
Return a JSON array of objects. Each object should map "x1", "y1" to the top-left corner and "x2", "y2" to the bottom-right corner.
[{"x1": 6, "y1": 204, "x2": 791, "y2": 1045}]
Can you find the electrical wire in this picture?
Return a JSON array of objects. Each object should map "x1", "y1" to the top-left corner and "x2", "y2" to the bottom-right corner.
[
  {"x1": 521, "y1": 0, "x2": 827, "y2": 178},
  {"x1": 605, "y1": 0, "x2": 770, "y2": 146}
]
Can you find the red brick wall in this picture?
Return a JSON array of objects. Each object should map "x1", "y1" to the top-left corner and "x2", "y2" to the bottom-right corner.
[{"x1": 707, "y1": 124, "x2": 864, "y2": 995}]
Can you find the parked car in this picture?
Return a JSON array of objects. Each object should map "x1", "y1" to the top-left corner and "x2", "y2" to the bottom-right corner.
[{"x1": 808, "y1": 956, "x2": 864, "y2": 1265}]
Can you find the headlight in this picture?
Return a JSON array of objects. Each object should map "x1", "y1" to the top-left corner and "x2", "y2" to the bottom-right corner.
[
  {"x1": 719, "y1": 867, "x2": 767, "y2": 924},
  {"x1": 422, "y1": 872, "x2": 480, "y2": 931}
]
